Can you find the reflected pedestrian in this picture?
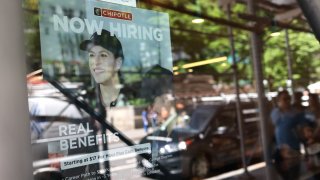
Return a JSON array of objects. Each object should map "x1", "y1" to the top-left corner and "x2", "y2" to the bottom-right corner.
[
  {"x1": 271, "y1": 90, "x2": 300, "y2": 179},
  {"x1": 142, "y1": 108, "x2": 149, "y2": 133},
  {"x1": 175, "y1": 101, "x2": 189, "y2": 127},
  {"x1": 150, "y1": 108, "x2": 158, "y2": 131},
  {"x1": 271, "y1": 90, "x2": 303, "y2": 152},
  {"x1": 271, "y1": 90, "x2": 315, "y2": 179}
]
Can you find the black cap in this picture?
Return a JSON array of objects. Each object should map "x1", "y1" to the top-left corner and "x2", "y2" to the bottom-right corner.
[{"x1": 80, "y1": 29, "x2": 124, "y2": 59}]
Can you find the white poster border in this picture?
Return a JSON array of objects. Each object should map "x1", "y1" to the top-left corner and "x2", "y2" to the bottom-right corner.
[{"x1": 98, "y1": 0, "x2": 137, "y2": 7}]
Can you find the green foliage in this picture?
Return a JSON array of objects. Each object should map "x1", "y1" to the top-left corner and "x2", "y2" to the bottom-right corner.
[
  {"x1": 160, "y1": 1, "x2": 320, "y2": 90},
  {"x1": 23, "y1": 0, "x2": 320, "y2": 91},
  {"x1": 128, "y1": 98, "x2": 148, "y2": 106},
  {"x1": 24, "y1": 12, "x2": 41, "y2": 73},
  {"x1": 263, "y1": 30, "x2": 320, "y2": 90}
]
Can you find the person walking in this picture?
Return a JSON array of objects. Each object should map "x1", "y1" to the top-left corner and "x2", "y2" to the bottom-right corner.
[{"x1": 142, "y1": 108, "x2": 149, "y2": 133}]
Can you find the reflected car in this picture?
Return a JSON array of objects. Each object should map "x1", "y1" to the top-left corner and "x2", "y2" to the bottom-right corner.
[
  {"x1": 28, "y1": 79, "x2": 101, "y2": 179},
  {"x1": 29, "y1": 96, "x2": 97, "y2": 178},
  {"x1": 137, "y1": 102, "x2": 262, "y2": 179}
]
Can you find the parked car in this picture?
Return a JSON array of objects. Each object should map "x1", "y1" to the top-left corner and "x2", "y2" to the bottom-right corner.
[
  {"x1": 28, "y1": 77, "x2": 101, "y2": 179},
  {"x1": 29, "y1": 95, "x2": 99, "y2": 178},
  {"x1": 137, "y1": 102, "x2": 262, "y2": 179}
]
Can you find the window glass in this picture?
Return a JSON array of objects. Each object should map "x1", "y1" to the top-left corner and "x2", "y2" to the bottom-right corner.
[
  {"x1": 213, "y1": 109, "x2": 237, "y2": 134},
  {"x1": 22, "y1": 0, "x2": 320, "y2": 179}
]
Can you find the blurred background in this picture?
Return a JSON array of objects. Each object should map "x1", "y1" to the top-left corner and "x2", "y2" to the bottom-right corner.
[{"x1": 19, "y1": 0, "x2": 320, "y2": 179}]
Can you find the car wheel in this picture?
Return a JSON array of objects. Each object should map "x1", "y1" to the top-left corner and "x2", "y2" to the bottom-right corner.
[{"x1": 191, "y1": 155, "x2": 210, "y2": 179}]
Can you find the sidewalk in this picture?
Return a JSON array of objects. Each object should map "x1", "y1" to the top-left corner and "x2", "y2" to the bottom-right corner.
[
  {"x1": 121, "y1": 128, "x2": 149, "y2": 141},
  {"x1": 206, "y1": 162, "x2": 284, "y2": 180},
  {"x1": 109, "y1": 128, "x2": 152, "y2": 145},
  {"x1": 207, "y1": 161, "x2": 320, "y2": 180}
]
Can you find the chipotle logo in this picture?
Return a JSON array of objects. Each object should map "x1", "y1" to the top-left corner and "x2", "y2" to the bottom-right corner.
[{"x1": 94, "y1": 7, "x2": 132, "y2": 21}]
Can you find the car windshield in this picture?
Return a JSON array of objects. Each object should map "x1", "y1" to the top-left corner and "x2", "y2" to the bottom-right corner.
[{"x1": 189, "y1": 106, "x2": 217, "y2": 131}]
